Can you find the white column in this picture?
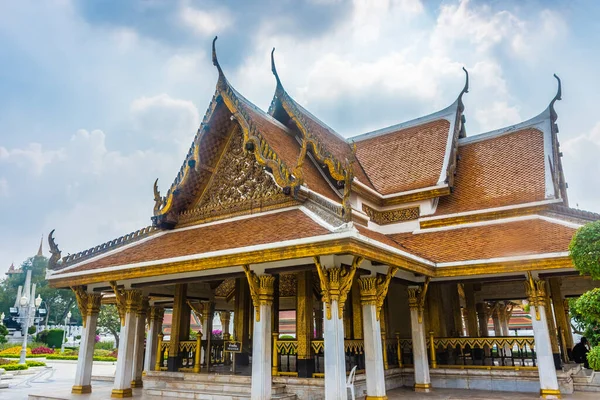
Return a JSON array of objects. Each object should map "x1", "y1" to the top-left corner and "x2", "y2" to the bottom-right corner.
[
  {"x1": 131, "y1": 302, "x2": 147, "y2": 388},
  {"x1": 243, "y1": 267, "x2": 275, "y2": 400},
  {"x1": 526, "y1": 276, "x2": 560, "y2": 399},
  {"x1": 144, "y1": 307, "x2": 163, "y2": 372},
  {"x1": 323, "y1": 301, "x2": 348, "y2": 400},
  {"x1": 72, "y1": 293, "x2": 102, "y2": 394},
  {"x1": 532, "y1": 303, "x2": 560, "y2": 398},
  {"x1": 112, "y1": 290, "x2": 142, "y2": 398},
  {"x1": 408, "y1": 286, "x2": 431, "y2": 393},
  {"x1": 251, "y1": 302, "x2": 273, "y2": 400},
  {"x1": 361, "y1": 296, "x2": 386, "y2": 398}
]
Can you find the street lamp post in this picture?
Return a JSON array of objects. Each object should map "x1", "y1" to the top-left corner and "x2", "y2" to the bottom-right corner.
[{"x1": 15, "y1": 293, "x2": 43, "y2": 364}]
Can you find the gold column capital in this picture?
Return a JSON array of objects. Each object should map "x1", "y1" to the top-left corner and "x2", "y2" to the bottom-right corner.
[
  {"x1": 71, "y1": 287, "x2": 103, "y2": 328},
  {"x1": 524, "y1": 272, "x2": 546, "y2": 320},
  {"x1": 149, "y1": 306, "x2": 165, "y2": 322},
  {"x1": 407, "y1": 277, "x2": 430, "y2": 324},
  {"x1": 243, "y1": 265, "x2": 275, "y2": 322},
  {"x1": 218, "y1": 311, "x2": 231, "y2": 326},
  {"x1": 137, "y1": 297, "x2": 150, "y2": 318},
  {"x1": 315, "y1": 256, "x2": 363, "y2": 320},
  {"x1": 358, "y1": 266, "x2": 399, "y2": 321},
  {"x1": 110, "y1": 282, "x2": 143, "y2": 326}
]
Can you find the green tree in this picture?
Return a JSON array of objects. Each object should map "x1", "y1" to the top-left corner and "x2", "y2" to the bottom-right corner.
[
  {"x1": 569, "y1": 220, "x2": 600, "y2": 349},
  {"x1": 98, "y1": 305, "x2": 121, "y2": 348},
  {"x1": 569, "y1": 220, "x2": 600, "y2": 279},
  {"x1": 0, "y1": 324, "x2": 8, "y2": 344}
]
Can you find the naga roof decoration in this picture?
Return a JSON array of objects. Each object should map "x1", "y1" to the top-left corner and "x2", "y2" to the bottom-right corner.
[{"x1": 268, "y1": 49, "x2": 370, "y2": 193}]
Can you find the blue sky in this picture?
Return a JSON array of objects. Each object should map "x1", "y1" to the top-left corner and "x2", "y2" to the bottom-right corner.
[{"x1": 1, "y1": 0, "x2": 599, "y2": 272}]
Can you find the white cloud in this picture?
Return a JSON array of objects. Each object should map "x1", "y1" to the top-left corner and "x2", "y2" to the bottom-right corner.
[
  {"x1": 473, "y1": 101, "x2": 521, "y2": 132},
  {"x1": 180, "y1": 5, "x2": 232, "y2": 36},
  {"x1": 0, "y1": 143, "x2": 66, "y2": 175}
]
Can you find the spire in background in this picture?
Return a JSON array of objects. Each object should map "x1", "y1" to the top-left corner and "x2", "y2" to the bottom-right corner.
[{"x1": 36, "y1": 234, "x2": 43, "y2": 257}]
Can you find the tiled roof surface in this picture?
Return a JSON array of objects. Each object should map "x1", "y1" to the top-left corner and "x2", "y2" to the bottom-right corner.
[
  {"x1": 236, "y1": 100, "x2": 338, "y2": 201},
  {"x1": 56, "y1": 210, "x2": 330, "y2": 274},
  {"x1": 436, "y1": 128, "x2": 547, "y2": 215},
  {"x1": 354, "y1": 119, "x2": 451, "y2": 195},
  {"x1": 388, "y1": 219, "x2": 575, "y2": 263}
]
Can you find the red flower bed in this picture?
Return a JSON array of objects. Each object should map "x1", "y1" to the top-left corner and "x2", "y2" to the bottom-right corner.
[{"x1": 31, "y1": 346, "x2": 55, "y2": 355}]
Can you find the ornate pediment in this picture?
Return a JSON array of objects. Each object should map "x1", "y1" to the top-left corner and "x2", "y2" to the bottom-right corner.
[{"x1": 178, "y1": 126, "x2": 297, "y2": 226}]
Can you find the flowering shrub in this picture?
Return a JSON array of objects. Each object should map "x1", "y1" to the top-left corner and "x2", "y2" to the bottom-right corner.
[
  {"x1": 212, "y1": 329, "x2": 222, "y2": 339},
  {"x1": 95, "y1": 335, "x2": 101, "y2": 343},
  {"x1": 0, "y1": 346, "x2": 31, "y2": 357},
  {"x1": 31, "y1": 346, "x2": 54, "y2": 355},
  {"x1": 108, "y1": 350, "x2": 118, "y2": 358}
]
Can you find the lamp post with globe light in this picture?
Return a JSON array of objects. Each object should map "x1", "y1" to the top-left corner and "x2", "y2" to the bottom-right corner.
[
  {"x1": 15, "y1": 292, "x2": 43, "y2": 364},
  {"x1": 61, "y1": 310, "x2": 72, "y2": 353}
]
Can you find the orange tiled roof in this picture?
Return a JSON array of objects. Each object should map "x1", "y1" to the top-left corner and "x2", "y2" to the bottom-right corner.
[
  {"x1": 56, "y1": 209, "x2": 330, "y2": 275},
  {"x1": 435, "y1": 128, "x2": 547, "y2": 215},
  {"x1": 354, "y1": 119, "x2": 451, "y2": 195},
  {"x1": 387, "y1": 219, "x2": 574, "y2": 263}
]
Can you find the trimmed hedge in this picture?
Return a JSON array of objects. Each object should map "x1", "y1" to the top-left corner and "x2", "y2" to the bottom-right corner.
[
  {"x1": 46, "y1": 329, "x2": 64, "y2": 349},
  {"x1": 26, "y1": 360, "x2": 47, "y2": 367},
  {"x1": 2, "y1": 363, "x2": 28, "y2": 371},
  {"x1": 45, "y1": 354, "x2": 117, "y2": 362}
]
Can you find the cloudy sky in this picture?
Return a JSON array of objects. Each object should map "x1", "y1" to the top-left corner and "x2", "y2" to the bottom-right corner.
[{"x1": 1, "y1": 0, "x2": 599, "y2": 272}]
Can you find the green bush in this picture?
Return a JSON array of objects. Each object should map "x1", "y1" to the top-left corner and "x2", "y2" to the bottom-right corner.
[
  {"x1": 2, "y1": 363, "x2": 28, "y2": 371},
  {"x1": 25, "y1": 360, "x2": 47, "y2": 367},
  {"x1": 278, "y1": 335, "x2": 295, "y2": 340},
  {"x1": 0, "y1": 325, "x2": 8, "y2": 344},
  {"x1": 588, "y1": 346, "x2": 600, "y2": 371},
  {"x1": 570, "y1": 221, "x2": 600, "y2": 279},
  {"x1": 95, "y1": 341, "x2": 115, "y2": 350},
  {"x1": 36, "y1": 330, "x2": 49, "y2": 344},
  {"x1": 45, "y1": 354, "x2": 117, "y2": 362},
  {"x1": 28, "y1": 326, "x2": 37, "y2": 335},
  {"x1": 46, "y1": 329, "x2": 64, "y2": 349}
]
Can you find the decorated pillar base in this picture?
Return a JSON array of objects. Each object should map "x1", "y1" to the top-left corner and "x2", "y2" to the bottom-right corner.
[
  {"x1": 414, "y1": 383, "x2": 432, "y2": 393},
  {"x1": 111, "y1": 388, "x2": 133, "y2": 398},
  {"x1": 365, "y1": 396, "x2": 388, "y2": 400},
  {"x1": 297, "y1": 358, "x2": 315, "y2": 378},
  {"x1": 71, "y1": 385, "x2": 92, "y2": 394},
  {"x1": 540, "y1": 388, "x2": 561, "y2": 399},
  {"x1": 130, "y1": 379, "x2": 143, "y2": 388}
]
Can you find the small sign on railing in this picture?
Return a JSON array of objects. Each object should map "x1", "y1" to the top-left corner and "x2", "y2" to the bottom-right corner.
[{"x1": 224, "y1": 341, "x2": 242, "y2": 353}]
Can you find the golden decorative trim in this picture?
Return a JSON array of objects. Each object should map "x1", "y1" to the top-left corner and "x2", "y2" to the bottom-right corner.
[
  {"x1": 109, "y1": 282, "x2": 142, "y2": 326},
  {"x1": 358, "y1": 266, "x2": 399, "y2": 321},
  {"x1": 413, "y1": 383, "x2": 431, "y2": 392},
  {"x1": 362, "y1": 204, "x2": 419, "y2": 225},
  {"x1": 130, "y1": 380, "x2": 143, "y2": 388},
  {"x1": 71, "y1": 385, "x2": 92, "y2": 394},
  {"x1": 353, "y1": 184, "x2": 450, "y2": 207},
  {"x1": 243, "y1": 265, "x2": 275, "y2": 322},
  {"x1": 540, "y1": 389, "x2": 561, "y2": 398},
  {"x1": 71, "y1": 287, "x2": 102, "y2": 327},
  {"x1": 315, "y1": 256, "x2": 363, "y2": 319},
  {"x1": 111, "y1": 388, "x2": 133, "y2": 398},
  {"x1": 524, "y1": 272, "x2": 546, "y2": 320},
  {"x1": 407, "y1": 278, "x2": 430, "y2": 323},
  {"x1": 149, "y1": 306, "x2": 164, "y2": 322},
  {"x1": 420, "y1": 204, "x2": 550, "y2": 229},
  {"x1": 365, "y1": 396, "x2": 388, "y2": 400}
]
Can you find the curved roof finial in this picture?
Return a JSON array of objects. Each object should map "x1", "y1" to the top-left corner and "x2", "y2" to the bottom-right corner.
[
  {"x1": 212, "y1": 36, "x2": 224, "y2": 76},
  {"x1": 461, "y1": 67, "x2": 469, "y2": 95},
  {"x1": 550, "y1": 74, "x2": 561, "y2": 122},
  {"x1": 271, "y1": 47, "x2": 282, "y2": 87}
]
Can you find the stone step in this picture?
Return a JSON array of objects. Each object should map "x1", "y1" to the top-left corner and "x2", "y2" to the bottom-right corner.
[
  {"x1": 181, "y1": 374, "x2": 252, "y2": 384},
  {"x1": 574, "y1": 383, "x2": 600, "y2": 392},
  {"x1": 162, "y1": 380, "x2": 286, "y2": 395},
  {"x1": 145, "y1": 388, "x2": 297, "y2": 400},
  {"x1": 572, "y1": 376, "x2": 591, "y2": 383}
]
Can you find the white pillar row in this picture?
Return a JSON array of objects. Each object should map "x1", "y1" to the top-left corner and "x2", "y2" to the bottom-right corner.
[
  {"x1": 131, "y1": 298, "x2": 148, "y2": 388},
  {"x1": 358, "y1": 276, "x2": 390, "y2": 400},
  {"x1": 243, "y1": 266, "x2": 275, "y2": 400},
  {"x1": 72, "y1": 291, "x2": 103, "y2": 394},
  {"x1": 112, "y1": 289, "x2": 143, "y2": 398},
  {"x1": 407, "y1": 284, "x2": 431, "y2": 393},
  {"x1": 144, "y1": 306, "x2": 164, "y2": 372},
  {"x1": 315, "y1": 255, "x2": 363, "y2": 400},
  {"x1": 525, "y1": 275, "x2": 561, "y2": 399}
]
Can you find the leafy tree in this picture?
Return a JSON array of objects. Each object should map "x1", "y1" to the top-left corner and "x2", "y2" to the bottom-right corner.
[
  {"x1": 0, "y1": 324, "x2": 8, "y2": 344},
  {"x1": 98, "y1": 305, "x2": 121, "y2": 348},
  {"x1": 570, "y1": 292, "x2": 600, "y2": 346},
  {"x1": 569, "y1": 221, "x2": 600, "y2": 279}
]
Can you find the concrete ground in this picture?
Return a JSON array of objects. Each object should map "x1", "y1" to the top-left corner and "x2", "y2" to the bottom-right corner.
[{"x1": 2, "y1": 362, "x2": 598, "y2": 400}]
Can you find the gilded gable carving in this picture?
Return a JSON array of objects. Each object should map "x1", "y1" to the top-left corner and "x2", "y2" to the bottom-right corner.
[
  {"x1": 178, "y1": 126, "x2": 293, "y2": 225},
  {"x1": 362, "y1": 204, "x2": 420, "y2": 225}
]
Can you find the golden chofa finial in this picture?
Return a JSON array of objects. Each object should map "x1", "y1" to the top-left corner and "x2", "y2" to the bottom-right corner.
[
  {"x1": 550, "y1": 74, "x2": 562, "y2": 123},
  {"x1": 271, "y1": 48, "x2": 282, "y2": 87},
  {"x1": 212, "y1": 36, "x2": 224, "y2": 77}
]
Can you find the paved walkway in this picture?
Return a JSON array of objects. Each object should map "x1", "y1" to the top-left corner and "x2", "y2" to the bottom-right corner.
[{"x1": 2, "y1": 362, "x2": 598, "y2": 400}]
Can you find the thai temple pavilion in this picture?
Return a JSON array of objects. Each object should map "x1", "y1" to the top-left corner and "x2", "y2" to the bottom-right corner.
[{"x1": 46, "y1": 38, "x2": 599, "y2": 400}]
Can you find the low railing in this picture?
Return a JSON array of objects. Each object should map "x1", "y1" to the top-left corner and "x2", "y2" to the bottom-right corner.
[
  {"x1": 398, "y1": 334, "x2": 537, "y2": 370},
  {"x1": 156, "y1": 336, "x2": 229, "y2": 372},
  {"x1": 273, "y1": 336, "x2": 298, "y2": 376},
  {"x1": 311, "y1": 339, "x2": 365, "y2": 377}
]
